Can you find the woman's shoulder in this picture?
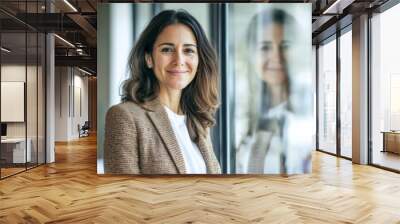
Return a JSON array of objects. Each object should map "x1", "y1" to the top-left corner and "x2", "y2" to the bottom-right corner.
[{"x1": 106, "y1": 101, "x2": 147, "y2": 120}]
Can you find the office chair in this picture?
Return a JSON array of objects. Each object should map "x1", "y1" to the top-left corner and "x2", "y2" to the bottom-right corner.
[{"x1": 79, "y1": 121, "x2": 90, "y2": 138}]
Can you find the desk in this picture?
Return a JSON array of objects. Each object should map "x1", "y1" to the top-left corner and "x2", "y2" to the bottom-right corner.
[
  {"x1": 1, "y1": 138, "x2": 31, "y2": 163},
  {"x1": 381, "y1": 131, "x2": 400, "y2": 154}
]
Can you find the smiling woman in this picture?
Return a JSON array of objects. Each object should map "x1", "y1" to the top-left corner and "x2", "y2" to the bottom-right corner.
[{"x1": 103, "y1": 10, "x2": 221, "y2": 174}]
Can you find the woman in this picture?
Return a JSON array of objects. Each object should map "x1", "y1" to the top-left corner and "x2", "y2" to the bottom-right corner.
[
  {"x1": 237, "y1": 8, "x2": 311, "y2": 174},
  {"x1": 104, "y1": 10, "x2": 221, "y2": 174}
]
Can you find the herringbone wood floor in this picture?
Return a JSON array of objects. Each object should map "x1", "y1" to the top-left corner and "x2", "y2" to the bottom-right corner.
[{"x1": 1, "y1": 134, "x2": 400, "y2": 224}]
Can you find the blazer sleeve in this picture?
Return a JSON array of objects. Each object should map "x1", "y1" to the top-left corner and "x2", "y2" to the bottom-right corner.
[{"x1": 104, "y1": 105, "x2": 140, "y2": 174}]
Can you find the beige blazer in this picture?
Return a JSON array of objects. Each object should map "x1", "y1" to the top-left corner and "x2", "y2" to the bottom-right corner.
[{"x1": 104, "y1": 98, "x2": 221, "y2": 174}]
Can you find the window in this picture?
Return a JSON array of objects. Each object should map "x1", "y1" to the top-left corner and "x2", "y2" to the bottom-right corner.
[
  {"x1": 339, "y1": 28, "x2": 352, "y2": 158},
  {"x1": 318, "y1": 37, "x2": 337, "y2": 155},
  {"x1": 371, "y1": 3, "x2": 400, "y2": 171}
]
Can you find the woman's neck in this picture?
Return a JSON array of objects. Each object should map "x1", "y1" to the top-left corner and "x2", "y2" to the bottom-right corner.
[
  {"x1": 268, "y1": 84, "x2": 288, "y2": 107},
  {"x1": 159, "y1": 87, "x2": 182, "y2": 114}
]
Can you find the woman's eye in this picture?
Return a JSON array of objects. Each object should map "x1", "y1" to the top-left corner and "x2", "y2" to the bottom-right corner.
[
  {"x1": 280, "y1": 43, "x2": 290, "y2": 51},
  {"x1": 184, "y1": 48, "x2": 196, "y2": 54},
  {"x1": 261, "y1": 44, "x2": 271, "y2": 52},
  {"x1": 161, "y1": 47, "x2": 174, "y2": 53}
]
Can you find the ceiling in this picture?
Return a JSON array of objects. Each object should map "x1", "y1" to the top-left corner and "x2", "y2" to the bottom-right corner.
[
  {"x1": 311, "y1": 0, "x2": 390, "y2": 44},
  {"x1": 0, "y1": 0, "x2": 393, "y2": 75},
  {"x1": 0, "y1": 0, "x2": 97, "y2": 74}
]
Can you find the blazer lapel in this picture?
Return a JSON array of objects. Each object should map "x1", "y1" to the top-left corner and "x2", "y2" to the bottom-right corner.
[
  {"x1": 192, "y1": 117, "x2": 219, "y2": 174},
  {"x1": 196, "y1": 135, "x2": 216, "y2": 174},
  {"x1": 146, "y1": 102, "x2": 186, "y2": 174}
]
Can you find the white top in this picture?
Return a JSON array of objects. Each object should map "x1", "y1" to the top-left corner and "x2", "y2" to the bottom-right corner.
[{"x1": 164, "y1": 106, "x2": 207, "y2": 174}]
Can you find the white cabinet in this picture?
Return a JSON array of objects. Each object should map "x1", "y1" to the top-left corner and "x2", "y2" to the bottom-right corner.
[{"x1": 1, "y1": 138, "x2": 32, "y2": 163}]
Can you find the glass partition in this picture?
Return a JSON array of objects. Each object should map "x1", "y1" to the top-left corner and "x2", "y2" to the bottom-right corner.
[
  {"x1": 317, "y1": 37, "x2": 337, "y2": 155},
  {"x1": 1, "y1": 30, "x2": 28, "y2": 178},
  {"x1": 0, "y1": 1, "x2": 46, "y2": 179}
]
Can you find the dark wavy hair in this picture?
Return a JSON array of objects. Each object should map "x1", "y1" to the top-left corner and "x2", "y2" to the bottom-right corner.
[{"x1": 121, "y1": 9, "x2": 219, "y2": 142}]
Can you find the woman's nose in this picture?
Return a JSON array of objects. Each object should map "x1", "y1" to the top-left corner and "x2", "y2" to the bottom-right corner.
[
  {"x1": 173, "y1": 51, "x2": 185, "y2": 66},
  {"x1": 270, "y1": 46, "x2": 283, "y2": 63},
  {"x1": 265, "y1": 46, "x2": 284, "y2": 70}
]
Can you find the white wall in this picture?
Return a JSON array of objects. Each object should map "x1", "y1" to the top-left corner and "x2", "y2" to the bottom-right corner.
[
  {"x1": 55, "y1": 66, "x2": 89, "y2": 141},
  {"x1": 72, "y1": 73, "x2": 89, "y2": 138},
  {"x1": 55, "y1": 66, "x2": 68, "y2": 141},
  {"x1": 1, "y1": 65, "x2": 37, "y2": 137},
  {"x1": 1, "y1": 65, "x2": 26, "y2": 135}
]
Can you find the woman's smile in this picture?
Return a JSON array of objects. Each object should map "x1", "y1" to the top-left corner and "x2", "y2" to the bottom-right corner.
[{"x1": 166, "y1": 69, "x2": 189, "y2": 75}]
